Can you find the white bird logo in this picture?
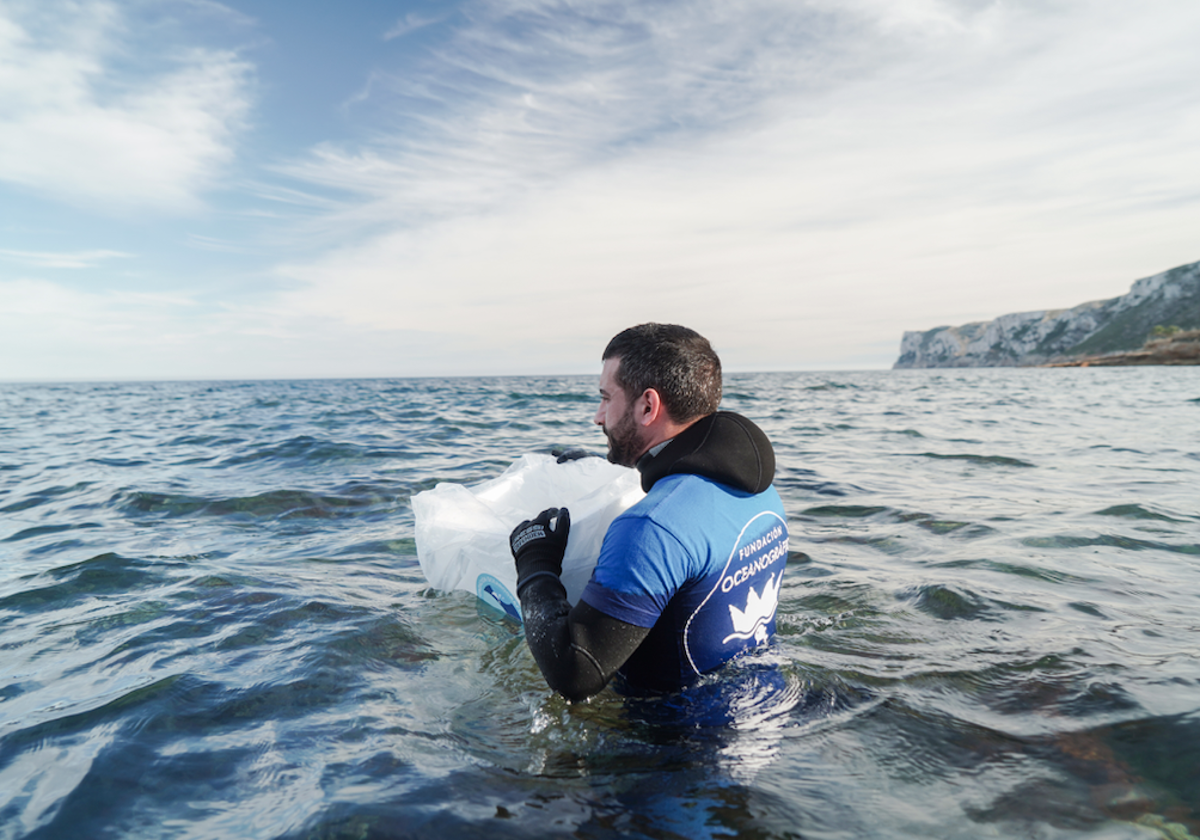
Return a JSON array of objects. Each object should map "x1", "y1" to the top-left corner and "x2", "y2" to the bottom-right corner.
[{"x1": 723, "y1": 573, "x2": 782, "y2": 644}]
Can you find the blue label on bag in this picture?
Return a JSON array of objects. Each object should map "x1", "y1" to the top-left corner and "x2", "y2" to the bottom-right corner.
[{"x1": 476, "y1": 574, "x2": 522, "y2": 622}]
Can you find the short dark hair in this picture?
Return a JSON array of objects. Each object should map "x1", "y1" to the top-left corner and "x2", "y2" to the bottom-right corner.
[{"x1": 602, "y1": 323, "x2": 722, "y2": 422}]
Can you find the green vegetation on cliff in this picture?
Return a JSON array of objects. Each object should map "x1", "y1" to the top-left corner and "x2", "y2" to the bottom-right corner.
[
  {"x1": 1065, "y1": 263, "x2": 1200, "y2": 357},
  {"x1": 1046, "y1": 328, "x2": 1200, "y2": 367}
]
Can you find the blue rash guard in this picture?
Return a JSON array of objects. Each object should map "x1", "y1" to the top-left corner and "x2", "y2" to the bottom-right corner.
[
  {"x1": 515, "y1": 410, "x2": 790, "y2": 700},
  {"x1": 582, "y1": 473, "x2": 788, "y2": 691}
]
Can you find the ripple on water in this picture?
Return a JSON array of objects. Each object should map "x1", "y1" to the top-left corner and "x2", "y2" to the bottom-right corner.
[
  {"x1": 214, "y1": 436, "x2": 416, "y2": 468},
  {"x1": 898, "y1": 583, "x2": 1043, "y2": 623},
  {"x1": 0, "y1": 482, "x2": 95, "y2": 514},
  {"x1": 1022, "y1": 533, "x2": 1200, "y2": 555},
  {"x1": 3, "y1": 522, "x2": 103, "y2": 543},
  {"x1": 914, "y1": 452, "x2": 1037, "y2": 468},
  {"x1": 117, "y1": 488, "x2": 382, "y2": 520},
  {"x1": 801, "y1": 504, "x2": 891, "y2": 518},
  {"x1": 0, "y1": 553, "x2": 166, "y2": 612},
  {"x1": 1094, "y1": 503, "x2": 1191, "y2": 522}
]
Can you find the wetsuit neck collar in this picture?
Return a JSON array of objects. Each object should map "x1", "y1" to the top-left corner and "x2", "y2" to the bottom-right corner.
[{"x1": 635, "y1": 410, "x2": 775, "y2": 495}]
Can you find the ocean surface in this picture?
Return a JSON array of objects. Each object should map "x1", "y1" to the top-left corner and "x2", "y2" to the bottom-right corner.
[{"x1": 1, "y1": 369, "x2": 1199, "y2": 840}]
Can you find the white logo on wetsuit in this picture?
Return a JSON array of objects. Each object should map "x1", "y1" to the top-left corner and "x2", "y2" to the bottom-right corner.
[{"x1": 723, "y1": 572, "x2": 782, "y2": 644}]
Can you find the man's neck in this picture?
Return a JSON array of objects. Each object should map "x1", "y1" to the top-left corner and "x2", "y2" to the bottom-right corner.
[{"x1": 646, "y1": 439, "x2": 672, "y2": 458}]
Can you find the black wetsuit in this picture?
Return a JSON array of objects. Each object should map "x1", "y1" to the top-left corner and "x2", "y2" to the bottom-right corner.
[{"x1": 518, "y1": 411, "x2": 789, "y2": 700}]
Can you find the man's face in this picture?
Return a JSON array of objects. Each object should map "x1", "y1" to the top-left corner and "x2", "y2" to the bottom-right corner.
[{"x1": 595, "y1": 357, "x2": 644, "y2": 467}]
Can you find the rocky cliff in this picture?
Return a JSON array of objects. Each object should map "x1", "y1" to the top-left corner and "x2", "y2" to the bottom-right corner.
[{"x1": 893, "y1": 260, "x2": 1200, "y2": 368}]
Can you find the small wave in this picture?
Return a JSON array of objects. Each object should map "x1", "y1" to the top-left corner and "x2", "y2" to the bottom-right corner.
[
  {"x1": 801, "y1": 504, "x2": 890, "y2": 518},
  {"x1": 119, "y1": 489, "x2": 378, "y2": 520},
  {"x1": 916, "y1": 519, "x2": 969, "y2": 534},
  {"x1": 0, "y1": 553, "x2": 156, "y2": 612},
  {"x1": 0, "y1": 481, "x2": 94, "y2": 514},
  {"x1": 1094, "y1": 504, "x2": 1188, "y2": 522},
  {"x1": 902, "y1": 516, "x2": 996, "y2": 538},
  {"x1": 805, "y1": 382, "x2": 856, "y2": 391},
  {"x1": 908, "y1": 584, "x2": 1042, "y2": 622},
  {"x1": 1022, "y1": 534, "x2": 1200, "y2": 555},
  {"x1": 791, "y1": 425, "x2": 823, "y2": 434},
  {"x1": 1067, "y1": 601, "x2": 1107, "y2": 617},
  {"x1": 167, "y1": 434, "x2": 246, "y2": 447},
  {"x1": 931, "y1": 558, "x2": 1090, "y2": 585},
  {"x1": 1072, "y1": 691, "x2": 1150, "y2": 734},
  {"x1": 27, "y1": 537, "x2": 95, "y2": 556},
  {"x1": 507, "y1": 391, "x2": 594, "y2": 404},
  {"x1": 916, "y1": 452, "x2": 1036, "y2": 468},
  {"x1": 117, "y1": 491, "x2": 208, "y2": 516},
  {"x1": 773, "y1": 474, "x2": 853, "y2": 497},
  {"x1": 3, "y1": 521, "x2": 102, "y2": 542},
  {"x1": 326, "y1": 615, "x2": 438, "y2": 668},
  {"x1": 0, "y1": 673, "x2": 189, "y2": 752},
  {"x1": 430, "y1": 417, "x2": 505, "y2": 431},
  {"x1": 172, "y1": 456, "x2": 217, "y2": 466},
  {"x1": 333, "y1": 538, "x2": 418, "y2": 559},
  {"x1": 215, "y1": 436, "x2": 411, "y2": 467},
  {"x1": 902, "y1": 584, "x2": 997, "y2": 621},
  {"x1": 816, "y1": 533, "x2": 909, "y2": 555}
]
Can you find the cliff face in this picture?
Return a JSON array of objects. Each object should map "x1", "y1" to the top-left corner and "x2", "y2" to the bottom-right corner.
[{"x1": 894, "y1": 260, "x2": 1200, "y2": 369}]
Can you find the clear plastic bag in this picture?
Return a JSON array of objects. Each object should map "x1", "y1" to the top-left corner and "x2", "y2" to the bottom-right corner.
[{"x1": 413, "y1": 454, "x2": 644, "y2": 621}]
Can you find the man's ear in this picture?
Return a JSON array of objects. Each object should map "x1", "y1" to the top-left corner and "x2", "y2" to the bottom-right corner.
[{"x1": 637, "y1": 388, "x2": 664, "y2": 427}]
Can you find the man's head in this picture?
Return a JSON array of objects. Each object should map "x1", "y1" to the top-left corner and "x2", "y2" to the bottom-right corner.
[{"x1": 594, "y1": 324, "x2": 722, "y2": 466}]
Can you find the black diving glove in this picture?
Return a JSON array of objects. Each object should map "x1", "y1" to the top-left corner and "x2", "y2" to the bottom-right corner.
[
  {"x1": 509, "y1": 507, "x2": 571, "y2": 596},
  {"x1": 551, "y1": 448, "x2": 597, "y2": 463}
]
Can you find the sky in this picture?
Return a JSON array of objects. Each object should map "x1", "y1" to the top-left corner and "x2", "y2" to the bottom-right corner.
[{"x1": 1, "y1": 0, "x2": 1198, "y2": 381}]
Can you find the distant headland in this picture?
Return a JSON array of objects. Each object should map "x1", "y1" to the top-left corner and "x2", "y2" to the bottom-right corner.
[{"x1": 894, "y1": 260, "x2": 1200, "y2": 368}]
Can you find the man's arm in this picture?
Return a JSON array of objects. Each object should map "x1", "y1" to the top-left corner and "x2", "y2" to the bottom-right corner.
[
  {"x1": 518, "y1": 576, "x2": 650, "y2": 702},
  {"x1": 510, "y1": 507, "x2": 650, "y2": 702}
]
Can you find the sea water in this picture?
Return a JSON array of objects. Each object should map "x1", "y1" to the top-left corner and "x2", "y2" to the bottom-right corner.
[{"x1": 1, "y1": 369, "x2": 1198, "y2": 839}]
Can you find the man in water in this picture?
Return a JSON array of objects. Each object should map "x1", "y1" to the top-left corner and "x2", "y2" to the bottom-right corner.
[{"x1": 510, "y1": 323, "x2": 789, "y2": 700}]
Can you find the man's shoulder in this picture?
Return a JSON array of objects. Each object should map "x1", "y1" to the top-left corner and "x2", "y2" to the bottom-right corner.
[
  {"x1": 622, "y1": 472, "x2": 721, "y2": 520},
  {"x1": 644, "y1": 472, "x2": 783, "y2": 506},
  {"x1": 602, "y1": 475, "x2": 716, "y2": 554},
  {"x1": 615, "y1": 474, "x2": 784, "y2": 543}
]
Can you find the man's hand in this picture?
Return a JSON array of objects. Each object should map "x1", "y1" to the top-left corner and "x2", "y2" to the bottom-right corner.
[
  {"x1": 509, "y1": 507, "x2": 571, "y2": 596},
  {"x1": 551, "y1": 448, "x2": 596, "y2": 463}
]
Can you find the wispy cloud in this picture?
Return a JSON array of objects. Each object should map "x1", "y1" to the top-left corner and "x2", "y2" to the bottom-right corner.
[
  {"x1": 273, "y1": 0, "x2": 1072, "y2": 230},
  {"x1": 383, "y1": 12, "x2": 441, "y2": 41},
  {"x1": 0, "y1": 248, "x2": 131, "y2": 269},
  {"x1": 0, "y1": 0, "x2": 254, "y2": 214}
]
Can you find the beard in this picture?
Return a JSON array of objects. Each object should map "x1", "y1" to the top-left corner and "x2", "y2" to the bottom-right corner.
[{"x1": 604, "y1": 405, "x2": 644, "y2": 468}]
